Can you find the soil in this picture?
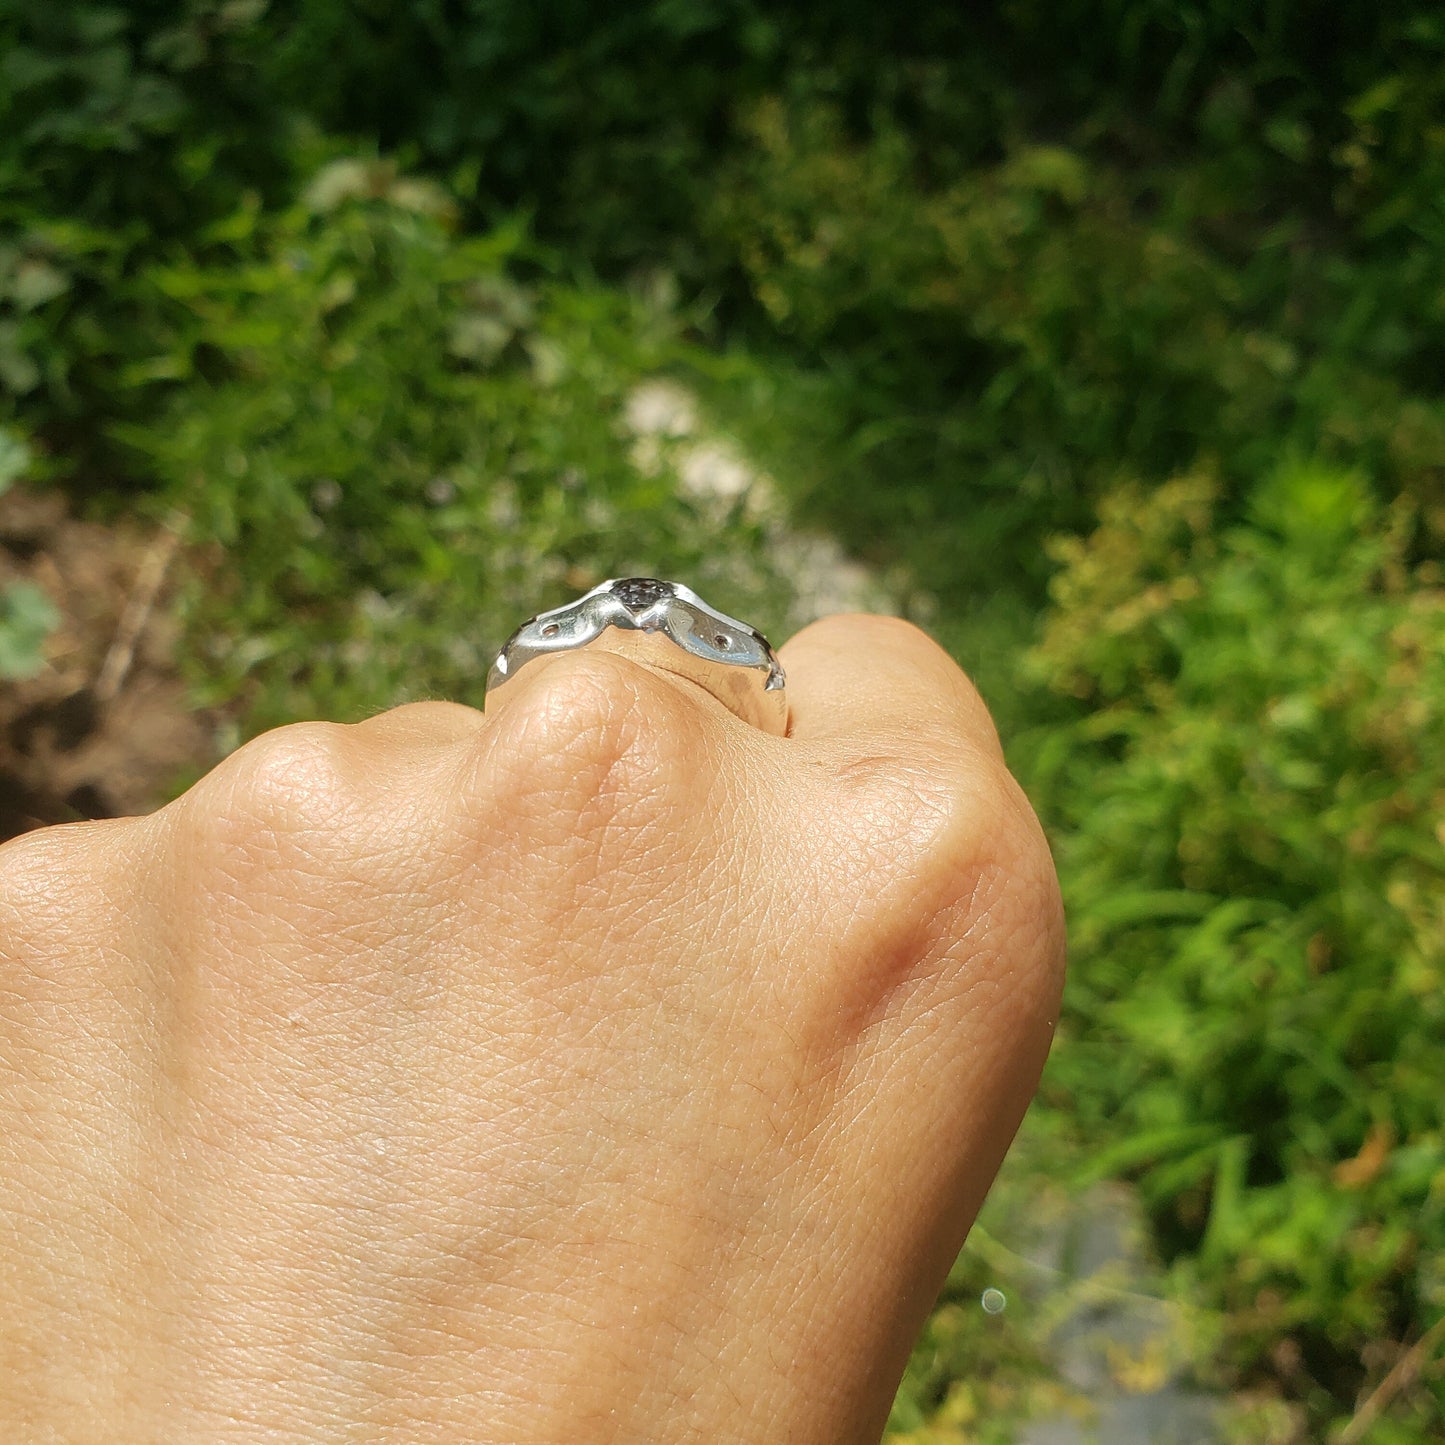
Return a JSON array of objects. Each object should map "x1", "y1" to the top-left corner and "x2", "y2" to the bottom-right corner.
[{"x1": 0, "y1": 484, "x2": 229, "y2": 845}]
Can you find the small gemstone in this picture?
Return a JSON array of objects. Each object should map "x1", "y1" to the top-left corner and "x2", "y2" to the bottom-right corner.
[{"x1": 611, "y1": 577, "x2": 673, "y2": 613}]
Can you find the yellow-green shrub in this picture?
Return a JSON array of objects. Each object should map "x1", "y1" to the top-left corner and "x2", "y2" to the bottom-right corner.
[{"x1": 1028, "y1": 463, "x2": 1444, "y2": 1428}]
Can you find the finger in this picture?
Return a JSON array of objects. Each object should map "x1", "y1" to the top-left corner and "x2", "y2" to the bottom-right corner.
[
  {"x1": 339, "y1": 700, "x2": 492, "y2": 798},
  {"x1": 349, "y1": 699, "x2": 486, "y2": 752},
  {"x1": 776, "y1": 613, "x2": 1003, "y2": 762}
]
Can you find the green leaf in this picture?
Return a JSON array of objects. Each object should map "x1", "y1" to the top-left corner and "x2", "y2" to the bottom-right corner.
[
  {"x1": 1200, "y1": 1136, "x2": 1250, "y2": 1267},
  {"x1": 0, "y1": 321, "x2": 41, "y2": 395},
  {"x1": 11, "y1": 258, "x2": 70, "y2": 311},
  {"x1": 0, "y1": 427, "x2": 34, "y2": 494},
  {"x1": 0, "y1": 582, "x2": 60, "y2": 681},
  {"x1": 1076, "y1": 1124, "x2": 1223, "y2": 1184}
]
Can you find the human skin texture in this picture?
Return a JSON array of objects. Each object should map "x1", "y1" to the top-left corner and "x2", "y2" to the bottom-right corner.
[{"x1": 0, "y1": 613, "x2": 1064, "y2": 1443}]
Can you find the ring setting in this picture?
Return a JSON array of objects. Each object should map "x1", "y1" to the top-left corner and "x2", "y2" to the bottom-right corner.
[{"x1": 485, "y1": 578, "x2": 789, "y2": 736}]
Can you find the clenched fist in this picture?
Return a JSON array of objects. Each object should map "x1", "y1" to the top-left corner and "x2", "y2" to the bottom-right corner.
[{"x1": 0, "y1": 614, "x2": 1063, "y2": 1443}]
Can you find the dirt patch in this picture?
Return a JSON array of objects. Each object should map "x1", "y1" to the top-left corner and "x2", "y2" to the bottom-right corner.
[{"x1": 0, "y1": 485, "x2": 228, "y2": 844}]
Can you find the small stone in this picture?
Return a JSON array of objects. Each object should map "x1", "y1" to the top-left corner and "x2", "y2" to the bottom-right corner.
[{"x1": 611, "y1": 578, "x2": 672, "y2": 613}]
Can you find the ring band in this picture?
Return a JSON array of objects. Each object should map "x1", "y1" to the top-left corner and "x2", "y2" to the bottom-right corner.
[{"x1": 484, "y1": 577, "x2": 789, "y2": 736}]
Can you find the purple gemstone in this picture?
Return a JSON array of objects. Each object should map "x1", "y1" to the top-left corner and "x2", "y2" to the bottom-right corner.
[{"x1": 611, "y1": 577, "x2": 673, "y2": 613}]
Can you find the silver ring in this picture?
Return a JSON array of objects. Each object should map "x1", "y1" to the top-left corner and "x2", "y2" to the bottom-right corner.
[{"x1": 485, "y1": 577, "x2": 789, "y2": 735}]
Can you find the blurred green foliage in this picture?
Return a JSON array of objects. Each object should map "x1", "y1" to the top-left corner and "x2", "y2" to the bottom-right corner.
[
  {"x1": 0, "y1": 577, "x2": 57, "y2": 680},
  {"x1": 118, "y1": 170, "x2": 794, "y2": 728},
  {"x1": 3, "y1": 0, "x2": 1443, "y2": 1436},
  {"x1": 0, "y1": 427, "x2": 59, "y2": 679},
  {"x1": 1029, "y1": 465, "x2": 1444, "y2": 1421},
  {"x1": 0, "y1": 0, "x2": 292, "y2": 447}
]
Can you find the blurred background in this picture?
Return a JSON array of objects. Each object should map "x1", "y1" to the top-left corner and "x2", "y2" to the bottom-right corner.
[{"x1": 1, "y1": 2, "x2": 1442, "y2": 1439}]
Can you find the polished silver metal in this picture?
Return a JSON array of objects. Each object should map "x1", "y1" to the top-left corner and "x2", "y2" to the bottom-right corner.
[{"x1": 485, "y1": 577, "x2": 788, "y2": 735}]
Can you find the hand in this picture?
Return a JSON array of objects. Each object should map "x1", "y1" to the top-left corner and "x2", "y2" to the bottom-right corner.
[{"x1": 0, "y1": 614, "x2": 1064, "y2": 1443}]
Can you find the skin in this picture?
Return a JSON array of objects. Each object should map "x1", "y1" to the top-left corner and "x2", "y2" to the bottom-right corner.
[{"x1": 0, "y1": 613, "x2": 1064, "y2": 1443}]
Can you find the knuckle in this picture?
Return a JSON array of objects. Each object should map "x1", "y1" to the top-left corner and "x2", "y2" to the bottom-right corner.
[
  {"x1": 470, "y1": 651, "x2": 701, "y2": 824},
  {"x1": 0, "y1": 820, "x2": 134, "y2": 993},
  {"x1": 791, "y1": 748, "x2": 1058, "y2": 1036},
  {"x1": 0, "y1": 819, "x2": 122, "y2": 915},
  {"x1": 828, "y1": 748, "x2": 994, "y2": 885},
  {"x1": 502, "y1": 651, "x2": 639, "y2": 760},
  {"x1": 921, "y1": 772, "x2": 1002, "y2": 919},
  {"x1": 354, "y1": 698, "x2": 483, "y2": 749},
  {"x1": 192, "y1": 720, "x2": 354, "y2": 848},
  {"x1": 836, "y1": 750, "x2": 1064, "y2": 1000},
  {"x1": 0, "y1": 828, "x2": 69, "y2": 948},
  {"x1": 928, "y1": 760, "x2": 1066, "y2": 1011}
]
